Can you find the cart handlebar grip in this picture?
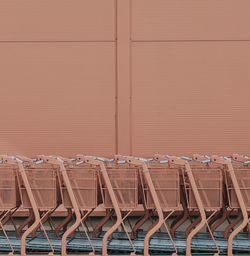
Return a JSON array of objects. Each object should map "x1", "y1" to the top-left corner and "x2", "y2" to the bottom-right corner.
[{"x1": 211, "y1": 155, "x2": 232, "y2": 164}]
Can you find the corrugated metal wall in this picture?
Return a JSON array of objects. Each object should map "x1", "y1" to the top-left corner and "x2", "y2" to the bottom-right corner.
[
  {"x1": 0, "y1": 0, "x2": 116, "y2": 156},
  {"x1": 0, "y1": 0, "x2": 250, "y2": 157}
]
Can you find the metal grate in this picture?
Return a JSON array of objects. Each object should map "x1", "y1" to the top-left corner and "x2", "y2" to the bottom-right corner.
[
  {"x1": 227, "y1": 168, "x2": 250, "y2": 209},
  {"x1": 0, "y1": 166, "x2": 19, "y2": 209},
  {"x1": 145, "y1": 167, "x2": 180, "y2": 210},
  {"x1": 18, "y1": 164, "x2": 59, "y2": 210},
  {"x1": 104, "y1": 167, "x2": 138, "y2": 210},
  {"x1": 61, "y1": 166, "x2": 97, "y2": 209},
  {"x1": 186, "y1": 168, "x2": 223, "y2": 210}
]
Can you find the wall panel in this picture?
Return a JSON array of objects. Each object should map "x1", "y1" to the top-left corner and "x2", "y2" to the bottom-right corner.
[
  {"x1": 132, "y1": 0, "x2": 250, "y2": 41},
  {"x1": 0, "y1": 43, "x2": 116, "y2": 156},
  {"x1": 131, "y1": 42, "x2": 250, "y2": 156},
  {"x1": 0, "y1": 0, "x2": 116, "y2": 157},
  {"x1": 0, "y1": 0, "x2": 115, "y2": 41}
]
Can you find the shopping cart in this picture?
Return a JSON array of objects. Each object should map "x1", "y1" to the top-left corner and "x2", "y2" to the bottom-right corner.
[
  {"x1": 0, "y1": 155, "x2": 21, "y2": 255},
  {"x1": 16, "y1": 155, "x2": 61, "y2": 256},
  {"x1": 93, "y1": 155, "x2": 140, "y2": 256},
  {"x1": 212, "y1": 154, "x2": 250, "y2": 256},
  {"x1": 54, "y1": 157, "x2": 98, "y2": 238},
  {"x1": 186, "y1": 155, "x2": 224, "y2": 237},
  {"x1": 153, "y1": 154, "x2": 189, "y2": 239},
  {"x1": 40, "y1": 155, "x2": 99, "y2": 256},
  {"x1": 122, "y1": 156, "x2": 180, "y2": 256},
  {"x1": 92, "y1": 158, "x2": 140, "y2": 241},
  {"x1": 0, "y1": 155, "x2": 61, "y2": 256},
  {"x1": 168, "y1": 155, "x2": 221, "y2": 256}
]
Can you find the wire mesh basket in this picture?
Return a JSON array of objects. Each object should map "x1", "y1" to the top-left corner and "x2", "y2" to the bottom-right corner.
[
  {"x1": 0, "y1": 165, "x2": 20, "y2": 210},
  {"x1": 226, "y1": 166, "x2": 250, "y2": 209},
  {"x1": 145, "y1": 166, "x2": 180, "y2": 210},
  {"x1": 61, "y1": 165, "x2": 97, "y2": 209},
  {"x1": 103, "y1": 167, "x2": 138, "y2": 210},
  {"x1": 186, "y1": 167, "x2": 223, "y2": 210},
  {"x1": 17, "y1": 164, "x2": 60, "y2": 210}
]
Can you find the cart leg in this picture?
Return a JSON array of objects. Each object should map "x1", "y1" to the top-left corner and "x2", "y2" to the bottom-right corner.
[
  {"x1": 16, "y1": 209, "x2": 34, "y2": 237},
  {"x1": 32, "y1": 210, "x2": 51, "y2": 238},
  {"x1": 54, "y1": 209, "x2": 73, "y2": 238},
  {"x1": 207, "y1": 210, "x2": 221, "y2": 232},
  {"x1": 185, "y1": 216, "x2": 201, "y2": 238},
  {"x1": 205, "y1": 211, "x2": 221, "y2": 255},
  {"x1": 211, "y1": 206, "x2": 228, "y2": 234},
  {"x1": 162, "y1": 210, "x2": 178, "y2": 256},
  {"x1": 92, "y1": 209, "x2": 114, "y2": 238},
  {"x1": 227, "y1": 213, "x2": 248, "y2": 256},
  {"x1": 0, "y1": 210, "x2": 15, "y2": 255},
  {"x1": 61, "y1": 210, "x2": 81, "y2": 255},
  {"x1": 171, "y1": 209, "x2": 188, "y2": 238},
  {"x1": 1, "y1": 211, "x2": 11, "y2": 225},
  {"x1": 170, "y1": 212, "x2": 183, "y2": 230},
  {"x1": 131, "y1": 210, "x2": 150, "y2": 239},
  {"x1": 224, "y1": 212, "x2": 242, "y2": 239},
  {"x1": 171, "y1": 185, "x2": 189, "y2": 238},
  {"x1": 102, "y1": 214, "x2": 122, "y2": 255},
  {"x1": 144, "y1": 218, "x2": 164, "y2": 256},
  {"x1": 186, "y1": 215, "x2": 206, "y2": 256}
]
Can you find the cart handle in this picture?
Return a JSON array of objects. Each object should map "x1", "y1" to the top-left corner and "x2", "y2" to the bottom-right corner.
[
  {"x1": 232, "y1": 154, "x2": 250, "y2": 164},
  {"x1": 193, "y1": 154, "x2": 211, "y2": 163},
  {"x1": 115, "y1": 154, "x2": 153, "y2": 163}
]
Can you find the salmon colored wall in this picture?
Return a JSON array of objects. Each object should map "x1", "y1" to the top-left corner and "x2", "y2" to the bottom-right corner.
[{"x1": 0, "y1": 0, "x2": 250, "y2": 157}]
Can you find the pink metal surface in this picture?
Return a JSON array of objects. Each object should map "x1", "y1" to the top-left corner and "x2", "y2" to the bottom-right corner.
[{"x1": 0, "y1": 1, "x2": 249, "y2": 157}]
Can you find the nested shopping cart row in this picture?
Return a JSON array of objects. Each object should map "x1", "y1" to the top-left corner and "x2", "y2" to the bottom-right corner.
[{"x1": 0, "y1": 153, "x2": 250, "y2": 256}]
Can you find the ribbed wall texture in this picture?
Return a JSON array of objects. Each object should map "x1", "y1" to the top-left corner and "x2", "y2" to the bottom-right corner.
[
  {"x1": 0, "y1": 0, "x2": 116, "y2": 156},
  {"x1": 0, "y1": 0, "x2": 250, "y2": 157}
]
